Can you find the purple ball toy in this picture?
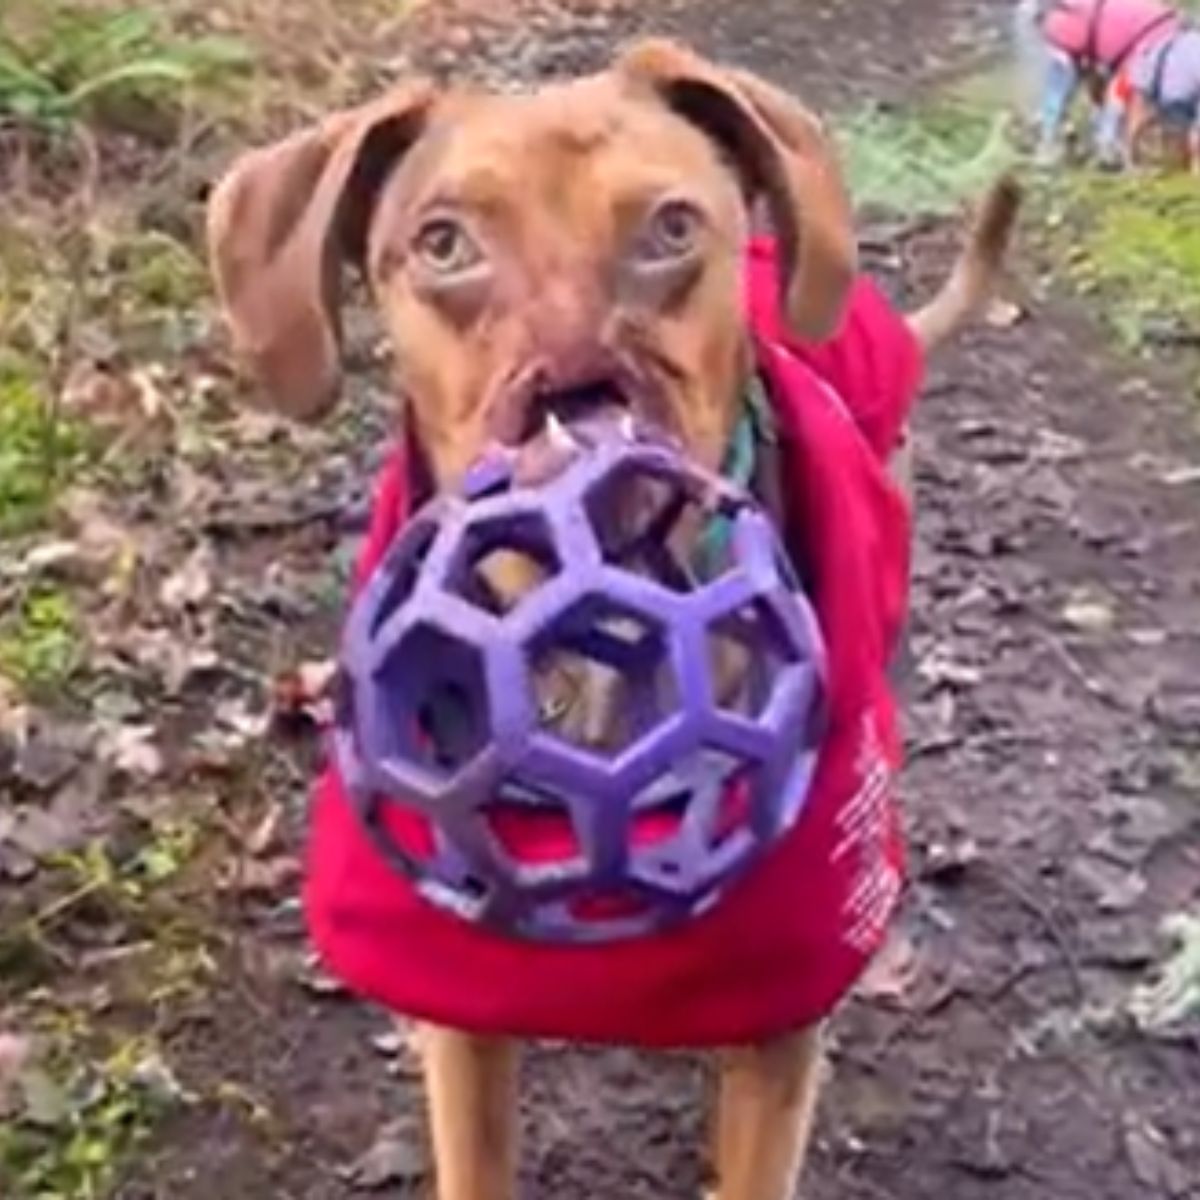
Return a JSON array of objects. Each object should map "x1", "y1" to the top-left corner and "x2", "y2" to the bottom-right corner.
[{"x1": 334, "y1": 423, "x2": 827, "y2": 943}]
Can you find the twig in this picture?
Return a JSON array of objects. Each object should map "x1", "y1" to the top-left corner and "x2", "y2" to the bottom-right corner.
[
  {"x1": 908, "y1": 727, "x2": 1041, "y2": 763},
  {"x1": 200, "y1": 501, "x2": 348, "y2": 537},
  {"x1": 1038, "y1": 629, "x2": 1127, "y2": 712},
  {"x1": 979, "y1": 862, "x2": 1084, "y2": 1002}
]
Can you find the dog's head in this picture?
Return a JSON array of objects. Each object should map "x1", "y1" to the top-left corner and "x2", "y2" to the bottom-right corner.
[{"x1": 207, "y1": 40, "x2": 855, "y2": 488}]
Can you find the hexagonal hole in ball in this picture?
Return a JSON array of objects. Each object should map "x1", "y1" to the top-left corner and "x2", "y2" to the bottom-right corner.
[
  {"x1": 530, "y1": 596, "x2": 679, "y2": 754},
  {"x1": 451, "y1": 512, "x2": 561, "y2": 616},
  {"x1": 377, "y1": 622, "x2": 492, "y2": 773},
  {"x1": 705, "y1": 599, "x2": 795, "y2": 719},
  {"x1": 370, "y1": 517, "x2": 439, "y2": 635},
  {"x1": 584, "y1": 462, "x2": 730, "y2": 593}
]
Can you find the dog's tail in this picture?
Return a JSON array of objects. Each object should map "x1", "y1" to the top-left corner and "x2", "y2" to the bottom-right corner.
[{"x1": 904, "y1": 173, "x2": 1022, "y2": 353}]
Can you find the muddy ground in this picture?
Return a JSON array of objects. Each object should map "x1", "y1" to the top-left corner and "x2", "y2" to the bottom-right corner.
[{"x1": 3, "y1": 0, "x2": 1198, "y2": 1197}]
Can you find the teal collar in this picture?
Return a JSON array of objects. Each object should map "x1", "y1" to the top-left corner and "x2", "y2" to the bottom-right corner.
[{"x1": 694, "y1": 374, "x2": 775, "y2": 574}]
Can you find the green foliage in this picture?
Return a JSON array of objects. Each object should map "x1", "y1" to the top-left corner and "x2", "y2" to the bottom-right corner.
[
  {"x1": 0, "y1": 356, "x2": 85, "y2": 537},
  {"x1": 0, "y1": 586, "x2": 82, "y2": 693},
  {"x1": 0, "y1": 1034, "x2": 179, "y2": 1200},
  {"x1": 835, "y1": 101, "x2": 1019, "y2": 217},
  {"x1": 1046, "y1": 170, "x2": 1200, "y2": 351},
  {"x1": 1128, "y1": 912, "x2": 1200, "y2": 1032},
  {"x1": 0, "y1": 1, "x2": 252, "y2": 133}
]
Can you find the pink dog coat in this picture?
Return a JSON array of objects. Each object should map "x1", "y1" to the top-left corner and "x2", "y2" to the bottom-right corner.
[
  {"x1": 1041, "y1": 0, "x2": 1179, "y2": 71},
  {"x1": 304, "y1": 238, "x2": 921, "y2": 1046}
]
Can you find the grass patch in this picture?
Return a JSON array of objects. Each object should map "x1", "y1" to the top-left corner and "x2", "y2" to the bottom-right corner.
[
  {"x1": 836, "y1": 82, "x2": 1200, "y2": 386},
  {"x1": 0, "y1": 0, "x2": 251, "y2": 136},
  {"x1": 0, "y1": 585, "x2": 82, "y2": 694},
  {"x1": 0, "y1": 1030, "x2": 185, "y2": 1200},
  {"x1": 836, "y1": 100, "x2": 1018, "y2": 217},
  {"x1": 1046, "y1": 170, "x2": 1200, "y2": 352},
  {"x1": 0, "y1": 354, "x2": 85, "y2": 537}
]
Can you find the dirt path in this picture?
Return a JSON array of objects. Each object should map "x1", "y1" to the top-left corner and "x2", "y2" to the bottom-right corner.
[{"x1": 77, "y1": 1, "x2": 1198, "y2": 1196}]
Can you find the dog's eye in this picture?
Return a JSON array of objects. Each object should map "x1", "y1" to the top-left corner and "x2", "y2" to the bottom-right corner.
[
  {"x1": 413, "y1": 218, "x2": 482, "y2": 274},
  {"x1": 633, "y1": 200, "x2": 702, "y2": 263}
]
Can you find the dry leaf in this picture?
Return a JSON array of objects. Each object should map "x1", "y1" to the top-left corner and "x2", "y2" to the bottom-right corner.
[
  {"x1": 917, "y1": 645, "x2": 982, "y2": 689},
  {"x1": 220, "y1": 855, "x2": 301, "y2": 897},
  {"x1": 345, "y1": 1117, "x2": 431, "y2": 1190},
  {"x1": 1123, "y1": 1115, "x2": 1189, "y2": 1195},
  {"x1": 985, "y1": 297, "x2": 1025, "y2": 328},
  {"x1": 857, "y1": 930, "x2": 922, "y2": 1006},
  {"x1": 0, "y1": 1032, "x2": 33, "y2": 1117},
  {"x1": 60, "y1": 361, "x2": 141, "y2": 430},
  {"x1": 273, "y1": 658, "x2": 338, "y2": 724},
  {"x1": 160, "y1": 544, "x2": 216, "y2": 611},
  {"x1": 96, "y1": 722, "x2": 163, "y2": 778},
  {"x1": 244, "y1": 802, "x2": 284, "y2": 857},
  {"x1": 1062, "y1": 593, "x2": 1116, "y2": 633}
]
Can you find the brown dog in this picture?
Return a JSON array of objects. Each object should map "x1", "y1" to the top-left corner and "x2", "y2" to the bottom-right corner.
[{"x1": 208, "y1": 39, "x2": 1019, "y2": 1200}]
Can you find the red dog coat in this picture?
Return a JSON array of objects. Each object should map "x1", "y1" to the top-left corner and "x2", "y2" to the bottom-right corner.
[{"x1": 305, "y1": 237, "x2": 921, "y2": 1046}]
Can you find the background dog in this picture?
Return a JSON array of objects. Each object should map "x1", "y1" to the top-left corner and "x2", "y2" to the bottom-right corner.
[
  {"x1": 1014, "y1": 0, "x2": 1181, "y2": 165},
  {"x1": 1117, "y1": 23, "x2": 1200, "y2": 169}
]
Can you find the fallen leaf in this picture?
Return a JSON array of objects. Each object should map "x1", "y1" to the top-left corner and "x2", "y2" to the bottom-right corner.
[
  {"x1": 856, "y1": 930, "x2": 922, "y2": 1006},
  {"x1": 0, "y1": 1032, "x2": 33, "y2": 1117},
  {"x1": 215, "y1": 697, "x2": 271, "y2": 740},
  {"x1": 369, "y1": 1027, "x2": 409, "y2": 1057},
  {"x1": 298, "y1": 953, "x2": 348, "y2": 998},
  {"x1": 1062, "y1": 598, "x2": 1115, "y2": 633},
  {"x1": 3, "y1": 764, "x2": 105, "y2": 864},
  {"x1": 96, "y1": 722, "x2": 163, "y2": 778},
  {"x1": 985, "y1": 297, "x2": 1025, "y2": 328},
  {"x1": 17, "y1": 1065, "x2": 70, "y2": 1128},
  {"x1": 272, "y1": 659, "x2": 338, "y2": 720},
  {"x1": 1123, "y1": 1115, "x2": 1189, "y2": 1196},
  {"x1": 1074, "y1": 856, "x2": 1146, "y2": 914},
  {"x1": 244, "y1": 802, "x2": 285, "y2": 857},
  {"x1": 921, "y1": 837, "x2": 980, "y2": 884},
  {"x1": 60, "y1": 361, "x2": 141, "y2": 431},
  {"x1": 1162, "y1": 464, "x2": 1200, "y2": 487},
  {"x1": 160, "y1": 543, "x2": 216, "y2": 611},
  {"x1": 344, "y1": 1116, "x2": 431, "y2": 1190},
  {"x1": 13, "y1": 720, "x2": 92, "y2": 791},
  {"x1": 917, "y1": 645, "x2": 982, "y2": 689},
  {"x1": 1128, "y1": 912, "x2": 1200, "y2": 1033},
  {"x1": 219, "y1": 855, "x2": 301, "y2": 897},
  {"x1": 130, "y1": 1052, "x2": 192, "y2": 1105},
  {"x1": 20, "y1": 539, "x2": 86, "y2": 575}
]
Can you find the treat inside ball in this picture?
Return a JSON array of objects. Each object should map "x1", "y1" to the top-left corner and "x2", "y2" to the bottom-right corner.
[{"x1": 335, "y1": 421, "x2": 827, "y2": 942}]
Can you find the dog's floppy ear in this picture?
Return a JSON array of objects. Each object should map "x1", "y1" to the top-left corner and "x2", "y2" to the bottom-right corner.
[
  {"x1": 206, "y1": 83, "x2": 436, "y2": 420},
  {"x1": 618, "y1": 39, "x2": 855, "y2": 341}
]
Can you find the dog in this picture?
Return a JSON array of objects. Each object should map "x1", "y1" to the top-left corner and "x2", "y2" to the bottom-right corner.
[
  {"x1": 1015, "y1": 0, "x2": 1181, "y2": 165},
  {"x1": 207, "y1": 40, "x2": 1020, "y2": 1200},
  {"x1": 1115, "y1": 23, "x2": 1200, "y2": 170}
]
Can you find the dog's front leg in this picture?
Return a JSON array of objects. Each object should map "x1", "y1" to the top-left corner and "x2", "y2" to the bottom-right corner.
[
  {"x1": 711, "y1": 1024, "x2": 824, "y2": 1200},
  {"x1": 419, "y1": 1023, "x2": 520, "y2": 1200}
]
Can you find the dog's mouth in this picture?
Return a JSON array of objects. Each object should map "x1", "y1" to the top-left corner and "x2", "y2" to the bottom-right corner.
[
  {"x1": 499, "y1": 370, "x2": 647, "y2": 491},
  {"x1": 517, "y1": 375, "x2": 632, "y2": 444}
]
